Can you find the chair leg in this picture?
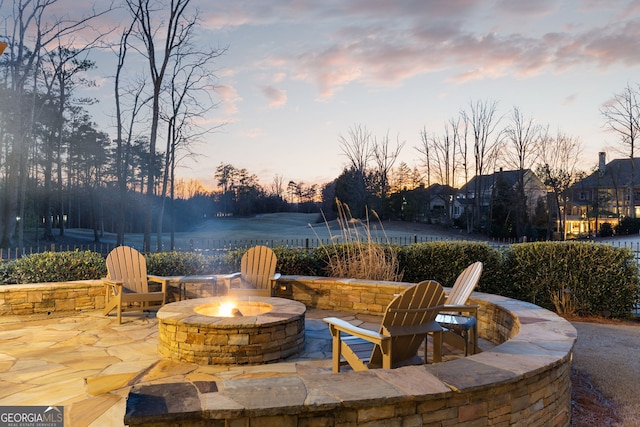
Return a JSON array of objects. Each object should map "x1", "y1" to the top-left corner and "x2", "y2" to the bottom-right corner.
[
  {"x1": 330, "y1": 326, "x2": 341, "y2": 373},
  {"x1": 471, "y1": 323, "x2": 478, "y2": 355},
  {"x1": 103, "y1": 285, "x2": 123, "y2": 324},
  {"x1": 103, "y1": 289, "x2": 118, "y2": 317},
  {"x1": 432, "y1": 330, "x2": 442, "y2": 363},
  {"x1": 463, "y1": 330, "x2": 469, "y2": 357}
]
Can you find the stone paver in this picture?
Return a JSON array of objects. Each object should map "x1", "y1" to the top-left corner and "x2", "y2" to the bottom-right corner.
[{"x1": 0, "y1": 308, "x2": 447, "y2": 427}]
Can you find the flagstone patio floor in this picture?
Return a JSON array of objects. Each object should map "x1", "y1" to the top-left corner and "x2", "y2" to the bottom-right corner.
[{"x1": 0, "y1": 308, "x2": 465, "y2": 427}]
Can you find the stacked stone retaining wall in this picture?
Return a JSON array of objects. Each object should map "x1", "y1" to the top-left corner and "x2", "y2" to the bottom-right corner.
[
  {"x1": 0, "y1": 280, "x2": 105, "y2": 315},
  {"x1": 0, "y1": 278, "x2": 186, "y2": 316},
  {"x1": 0, "y1": 277, "x2": 575, "y2": 426}
]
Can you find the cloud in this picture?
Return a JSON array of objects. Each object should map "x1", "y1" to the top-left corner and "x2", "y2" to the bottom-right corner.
[
  {"x1": 563, "y1": 94, "x2": 578, "y2": 105},
  {"x1": 216, "y1": 85, "x2": 242, "y2": 115},
  {"x1": 578, "y1": 20, "x2": 640, "y2": 67},
  {"x1": 272, "y1": 72, "x2": 286, "y2": 83},
  {"x1": 494, "y1": 0, "x2": 557, "y2": 16},
  {"x1": 260, "y1": 85, "x2": 287, "y2": 108},
  {"x1": 288, "y1": 45, "x2": 364, "y2": 99},
  {"x1": 252, "y1": 1, "x2": 640, "y2": 96}
]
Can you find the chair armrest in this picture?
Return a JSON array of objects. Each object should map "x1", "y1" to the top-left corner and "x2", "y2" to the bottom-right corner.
[
  {"x1": 147, "y1": 275, "x2": 169, "y2": 293},
  {"x1": 102, "y1": 278, "x2": 123, "y2": 287},
  {"x1": 384, "y1": 321, "x2": 444, "y2": 336},
  {"x1": 221, "y1": 272, "x2": 241, "y2": 289},
  {"x1": 441, "y1": 304, "x2": 478, "y2": 316},
  {"x1": 323, "y1": 317, "x2": 388, "y2": 345},
  {"x1": 222, "y1": 272, "x2": 241, "y2": 281}
]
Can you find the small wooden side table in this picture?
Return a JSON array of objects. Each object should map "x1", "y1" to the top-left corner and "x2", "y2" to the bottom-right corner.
[{"x1": 178, "y1": 275, "x2": 218, "y2": 300}]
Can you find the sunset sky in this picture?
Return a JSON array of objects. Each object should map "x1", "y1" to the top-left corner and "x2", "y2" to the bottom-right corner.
[{"x1": 34, "y1": 1, "x2": 640, "y2": 189}]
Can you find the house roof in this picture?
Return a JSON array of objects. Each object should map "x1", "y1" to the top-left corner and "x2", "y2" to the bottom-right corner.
[
  {"x1": 426, "y1": 183, "x2": 457, "y2": 195},
  {"x1": 571, "y1": 157, "x2": 640, "y2": 189},
  {"x1": 458, "y1": 169, "x2": 540, "y2": 193}
]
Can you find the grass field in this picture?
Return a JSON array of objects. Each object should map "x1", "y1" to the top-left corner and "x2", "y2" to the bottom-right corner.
[{"x1": 61, "y1": 212, "x2": 472, "y2": 247}]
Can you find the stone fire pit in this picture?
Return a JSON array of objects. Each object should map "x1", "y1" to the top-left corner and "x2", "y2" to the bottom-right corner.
[{"x1": 157, "y1": 296, "x2": 306, "y2": 365}]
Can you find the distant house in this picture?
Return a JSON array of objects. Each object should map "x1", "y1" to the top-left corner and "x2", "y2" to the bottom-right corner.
[
  {"x1": 425, "y1": 183, "x2": 457, "y2": 223},
  {"x1": 392, "y1": 183, "x2": 457, "y2": 223},
  {"x1": 454, "y1": 168, "x2": 548, "y2": 222},
  {"x1": 566, "y1": 152, "x2": 640, "y2": 236}
]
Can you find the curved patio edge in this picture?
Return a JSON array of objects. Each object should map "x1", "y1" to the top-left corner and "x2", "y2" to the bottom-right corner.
[{"x1": 125, "y1": 275, "x2": 577, "y2": 427}]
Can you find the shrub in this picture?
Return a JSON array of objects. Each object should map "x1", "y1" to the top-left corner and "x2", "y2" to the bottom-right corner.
[
  {"x1": 144, "y1": 251, "x2": 215, "y2": 276},
  {"x1": 600, "y1": 222, "x2": 614, "y2": 237},
  {"x1": 10, "y1": 250, "x2": 106, "y2": 284},
  {"x1": 397, "y1": 241, "x2": 503, "y2": 290},
  {"x1": 274, "y1": 247, "x2": 326, "y2": 276},
  {"x1": 3, "y1": 240, "x2": 638, "y2": 320},
  {"x1": 615, "y1": 217, "x2": 640, "y2": 235},
  {"x1": 498, "y1": 242, "x2": 639, "y2": 318},
  {"x1": 0, "y1": 261, "x2": 17, "y2": 284}
]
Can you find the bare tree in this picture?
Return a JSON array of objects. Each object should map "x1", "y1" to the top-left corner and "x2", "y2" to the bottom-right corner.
[
  {"x1": 450, "y1": 114, "x2": 472, "y2": 232},
  {"x1": 417, "y1": 123, "x2": 457, "y2": 225},
  {"x1": 372, "y1": 131, "x2": 404, "y2": 218},
  {"x1": 537, "y1": 130, "x2": 583, "y2": 239},
  {"x1": 601, "y1": 83, "x2": 640, "y2": 217},
  {"x1": 271, "y1": 174, "x2": 285, "y2": 198},
  {"x1": 338, "y1": 124, "x2": 372, "y2": 217},
  {"x1": 462, "y1": 99, "x2": 502, "y2": 231},
  {"x1": 125, "y1": 0, "x2": 197, "y2": 250},
  {"x1": 416, "y1": 127, "x2": 432, "y2": 189},
  {"x1": 156, "y1": 36, "x2": 225, "y2": 250},
  {"x1": 173, "y1": 178, "x2": 206, "y2": 199},
  {"x1": 112, "y1": 20, "x2": 142, "y2": 245},
  {"x1": 339, "y1": 124, "x2": 372, "y2": 172},
  {"x1": 503, "y1": 106, "x2": 543, "y2": 237}
]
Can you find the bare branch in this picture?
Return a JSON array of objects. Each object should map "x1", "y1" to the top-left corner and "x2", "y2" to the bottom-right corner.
[{"x1": 338, "y1": 124, "x2": 372, "y2": 173}]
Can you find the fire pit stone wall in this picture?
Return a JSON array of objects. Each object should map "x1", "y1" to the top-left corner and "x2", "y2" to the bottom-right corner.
[{"x1": 157, "y1": 296, "x2": 306, "y2": 365}]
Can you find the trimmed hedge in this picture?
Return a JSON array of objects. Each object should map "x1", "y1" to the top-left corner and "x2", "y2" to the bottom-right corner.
[
  {"x1": 1, "y1": 242, "x2": 638, "y2": 319},
  {"x1": 145, "y1": 251, "x2": 216, "y2": 276},
  {"x1": 490, "y1": 242, "x2": 640, "y2": 318},
  {"x1": 8, "y1": 250, "x2": 106, "y2": 284},
  {"x1": 396, "y1": 241, "x2": 502, "y2": 290}
]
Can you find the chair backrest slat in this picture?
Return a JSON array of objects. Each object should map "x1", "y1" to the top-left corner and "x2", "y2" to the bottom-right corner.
[
  {"x1": 447, "y1": 262, "x2": 483, "y2": 305},
  {"x1": 105, "y1": 246, "x2": 148, "y2": 293},
  {"x1": 240, "y1": 246, "x2": 277, "y2": 290}
]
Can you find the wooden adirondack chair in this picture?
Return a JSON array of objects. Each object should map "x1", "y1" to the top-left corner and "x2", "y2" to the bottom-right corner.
[
  {"x1": 323, "y1": 280, "x2": 446, "y2": 373},
  {"x1": 221, "y1": 246, "x2": 281, "y2": 297},
  {"x1": 436, "y1": 261, "x2": 483, "y2": 355},
  {"x1": 102, "y1": 246, "x2": 168, "y2": 324}
]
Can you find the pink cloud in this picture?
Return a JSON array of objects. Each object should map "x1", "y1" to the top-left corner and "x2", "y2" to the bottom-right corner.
[
  {"x1": 285, "y1": 44, "x2": 362, "y2": 99},
  {"x1": 216, "y1": 85, "x2": 242, "y2": 115},
  {"x1": 579, "y1": 21, "x2": 640, "y2": 67},
  {"x1": 260, "y1": 85, "x2": 287, "y2": 108},
  {"x1": 110, "y1": 0, "x2": 640, "y2": 101}
]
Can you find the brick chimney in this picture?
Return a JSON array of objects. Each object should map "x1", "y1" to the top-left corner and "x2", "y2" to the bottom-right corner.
[{"x1": 599, "y1": 152, "x2": 606, "y2": 175}]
